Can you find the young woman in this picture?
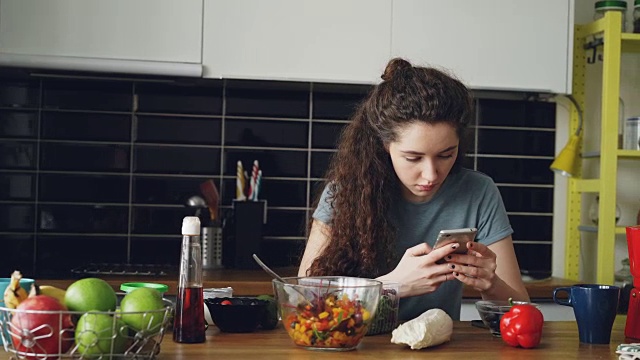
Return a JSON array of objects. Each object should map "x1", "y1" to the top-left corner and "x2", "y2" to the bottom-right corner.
[{"x1": 298, "y1": 58, "x2": 530, "y2": 321}]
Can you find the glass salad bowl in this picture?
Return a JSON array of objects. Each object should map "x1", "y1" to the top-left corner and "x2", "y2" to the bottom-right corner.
[{"x1": 273, "y1": 276, "x2": 382, "y2": 351}]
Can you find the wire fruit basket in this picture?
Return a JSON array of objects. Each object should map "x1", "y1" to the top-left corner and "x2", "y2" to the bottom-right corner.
[{"x1": 0, "y1": 298, "x2": 174, "y2": 360}]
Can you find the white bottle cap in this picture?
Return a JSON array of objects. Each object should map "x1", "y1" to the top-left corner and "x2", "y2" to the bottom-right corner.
[{"x1": 182, "y1": 216, "x2": 201, "y2": 235}]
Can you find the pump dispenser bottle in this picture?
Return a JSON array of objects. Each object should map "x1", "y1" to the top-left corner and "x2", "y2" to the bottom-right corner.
[{"x1": 173, "y1": 216, "x2": 206, "y2": 343}]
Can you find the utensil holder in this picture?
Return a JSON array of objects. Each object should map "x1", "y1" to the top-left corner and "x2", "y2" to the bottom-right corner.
[
  {"x1": 223, "y1": 200, "x2": 267, "y2": 269},
  {"x1": 202, "y1": 226, "x2": 223, "y2": 269}
]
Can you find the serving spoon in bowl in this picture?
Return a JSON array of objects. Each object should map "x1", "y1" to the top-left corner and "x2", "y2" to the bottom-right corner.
[
  {"x1": 252, "y1": 254, "x2": 311, "y2": 304},
  {"x1": 252, "y1": 254, "x2": 287, "y2": 283}
]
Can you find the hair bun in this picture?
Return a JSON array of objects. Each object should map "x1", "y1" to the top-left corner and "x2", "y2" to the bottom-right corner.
[{"x1": 381, "y1": 58, "x2": 412, "y2": 81}]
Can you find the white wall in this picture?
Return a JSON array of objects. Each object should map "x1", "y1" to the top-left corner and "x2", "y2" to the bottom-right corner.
[{"x1": 552, "y1": 0, "x2": 640, "y2": 281}]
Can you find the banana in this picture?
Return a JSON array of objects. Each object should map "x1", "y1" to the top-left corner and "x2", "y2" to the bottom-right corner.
[
  {"x1": 39, "y1": 285, "x2": 67, "y2": 305},
  {"x1": 3, "y1": 270, "x2": 29, "y2": 309},
  {"x1": 28, "y1": 282, "x2": 39, "y2": 297}
]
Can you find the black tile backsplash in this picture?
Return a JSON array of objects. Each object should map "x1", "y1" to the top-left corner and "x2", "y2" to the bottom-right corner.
[
  {"x1": 136, "y1": 81, "x2": 223, "y2": 115},
  {"x1": 0, "y1": 205, "x2": 34, "y2": 231},
  {"x1": 477, "y1": 128, "x2": 555, "y2": 156},
  {"x1": 310, "y1": 151, "x2": 333, "y2": 178},
  {"x1": 478, "y1": 99, "x2": 556, "y2": 128},
  {"x1": 130, "y1": 236, "x2": 181, "y2": 265},
  {"x1": 0, "y1": 80, "x2": 40, "y2": 108},
  {"x1": 37, "y1": 205, "x2": 128, "y2": 233},
  {"x1": 0, "y1": 234, "x2": 34, "y2": 274},
  {"x1": 476, "y1": 157, "x2": 554, "y2": 184},
  {"x1": 39, "y1": 174, "x2": 130, "y2": 203},
  {"x1": 225, "y1": 119, "x2": 309, "y2": 148},
  {"x1": 222, "y1": 150, "x2": 307, "y2": 178},
  {"x1": 132, "y1": 207, "x2": 188, "y2": 235},
  {"x1": 509, "y1": 215, "x2": 553, "y2": 242},
  {"x1": 514, "y1": 243, "x2": 552, "y2": 275},
  {"x1": 264, "y1": 210, "x2": 307, "y2": 237},
  {"x1": 40, "y1": 143, "x2": 130, "y2": 172},
  {"x1": 133, "y1": 176, "x2": 214, "y2": 204},
  {"x1": 312, "y1": 122, "x2": 346, "y2": 148},
  {"x1": 134, "y1": 146, "x2": 220, "y2": 174},
  {"x1": 312, "y1": 83, "x2": 370, "y2": 120},
  {"x1": 0, "y1": 173, "x2": 35, "y2": 200},
  {"x1": 43, "y1": 79, "x2": 133, "y2": 111},
  {"x1": 36, "y1": 235, "x2": 128, "y2": 277},
  {"x1": 1, "y1": 142, "x2": 36, "y2": 169},
  {"x1": 1, "y1": 110, "x2": 38, "y2": 137},
  {"x1": 255, "y1": 180, "x2": 307, "y2": 207},
  {"x1": 41, "y1": 112, "x2": 131, "y2": 141},
  {"x1": 0, "y1": 73, "x2": 556, "y2": 277},
  {"x1": 226, "y1": 80, "x2": 309, "y2": 118},
  {"x1": 136, "y1": 116, "x2": 221, "y2": 145},
  {"x1": 498, "y1": 186, "x2": 554, "y2": 214}
]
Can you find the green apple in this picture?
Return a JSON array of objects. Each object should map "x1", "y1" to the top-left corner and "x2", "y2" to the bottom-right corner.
[
  {"x1": 65, "y1": 278, "x2": 117, "y2": 312},
  {"x1": 75, "y1": 313, "x2": 128, "y2": 359},
  {"x1": 120, "y1": 288, "x2": 166, "y2": 335}
]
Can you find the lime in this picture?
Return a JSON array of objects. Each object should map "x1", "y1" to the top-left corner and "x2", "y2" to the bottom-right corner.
[
  {"x1": 75, "y1": 313, "x2": 127, "y2": 358},
  {"x1": 257, "y1": 295, "x2": 279, "y2": 330},
  {"x1": 119, "y1": 288, "x2": 166, "y2": 335},
  {"x1": 65, "y1": 278, "x2": 117, "y2": 312}
]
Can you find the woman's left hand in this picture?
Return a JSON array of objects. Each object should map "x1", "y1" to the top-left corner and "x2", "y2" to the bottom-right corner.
[{"x1": 445, "y1": 241, "x2": 498, "y2": 292}]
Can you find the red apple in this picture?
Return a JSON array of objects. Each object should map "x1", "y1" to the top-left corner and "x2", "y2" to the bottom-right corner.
[{"x1": 10, "y1": 295, "x2": 74, "y2": 359}]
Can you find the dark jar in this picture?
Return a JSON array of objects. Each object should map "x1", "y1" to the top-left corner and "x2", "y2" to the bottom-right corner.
[{"x1": 635, "y1": 0, "x2": 640, "y2": 33}]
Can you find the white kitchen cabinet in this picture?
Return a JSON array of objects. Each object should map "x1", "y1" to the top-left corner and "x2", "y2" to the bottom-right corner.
[
  {"x1": 0, "y1": 0, "x2": 203, "y2": 64},
  {"x1": 391, "y1": 0, "x2": 574, "y2": 94},
  {"x1": 202, "y1": 0, "x2": 392, "y2": 84}
]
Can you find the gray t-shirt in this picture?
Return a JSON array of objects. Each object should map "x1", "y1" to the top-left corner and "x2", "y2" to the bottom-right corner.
[{"x1": 312, "y1": 166, "x2": 513, "y2": 321}]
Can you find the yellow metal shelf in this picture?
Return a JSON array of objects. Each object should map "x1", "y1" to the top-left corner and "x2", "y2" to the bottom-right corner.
[
  {"x1": 619, "y1": 149, "x2": 640, "y2": 158},
  {"x1": 565, "y1": 11, "x2": 629, "y2": 284},
  {"x1": 574, "y1": 179, "x2": 600, "y2": 193},
  {"x1": 622, "y1": 33, "x2": 640, "y2": 53},
  {"x1": 578, "y1": 225, "x2": 629, "y2": 235},
  {"x1": 582, "y1": 149, "x2": 640, "y2": 158}
]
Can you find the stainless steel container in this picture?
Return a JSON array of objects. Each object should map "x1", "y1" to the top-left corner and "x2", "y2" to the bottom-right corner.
[
  {"x1": 624, "y1": 117, "x2": 640, "y2": 150},
  {"x1": 202, "y1": 226, "x2": 223, "y2": 269}
]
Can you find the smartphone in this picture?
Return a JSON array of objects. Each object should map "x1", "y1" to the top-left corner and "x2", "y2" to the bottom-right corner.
[{"x1": 433, "y1": 228, "x2": 478, "y2": 255}]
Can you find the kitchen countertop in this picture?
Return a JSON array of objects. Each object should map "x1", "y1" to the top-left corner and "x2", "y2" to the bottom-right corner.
[
  {"x1": 152, "y1": 317, "x2": 628, "y2": 360},
  {"x1": 40, "y1": 267, "x2": 576, "y2": 300}
]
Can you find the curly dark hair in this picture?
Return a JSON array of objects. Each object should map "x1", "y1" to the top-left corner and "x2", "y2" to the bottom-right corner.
[{"x1": 305, "y1": 58, "x2": 474, "y2": 278}]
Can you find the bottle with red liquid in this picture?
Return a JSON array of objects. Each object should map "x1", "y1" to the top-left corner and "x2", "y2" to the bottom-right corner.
[{"x1": 173, "y1": 216, "x2": 206, "y2": 343}]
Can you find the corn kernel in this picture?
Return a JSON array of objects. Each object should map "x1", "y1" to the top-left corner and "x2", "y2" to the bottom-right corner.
[{"x1": 318, "y1": 311, "x2": 329, "y2": 319}]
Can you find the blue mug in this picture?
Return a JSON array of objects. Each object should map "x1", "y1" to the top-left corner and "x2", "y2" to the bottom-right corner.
[{"x1": 553, "y1": 284, "x2": 620, "y2": 344}]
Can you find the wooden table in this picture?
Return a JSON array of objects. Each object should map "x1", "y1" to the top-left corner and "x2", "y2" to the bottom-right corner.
[
  {"x1": 41, "y1": 268, "x2": 577, "y2": 299},
  {"x1": 156, "y1": 317, "x2": 630, "y2": 360}
]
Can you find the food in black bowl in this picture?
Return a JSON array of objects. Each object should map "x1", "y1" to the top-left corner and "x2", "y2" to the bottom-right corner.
[
  {"x1": 204, "y1": 297, "x2": 268, "y2": 333},
  {"x1": 475, "y1": 300, "x2": 540, "y2": 337}
]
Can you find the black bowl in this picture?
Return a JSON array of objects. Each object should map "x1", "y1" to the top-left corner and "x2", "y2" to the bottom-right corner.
[
  {"x1": 475, "y1": 300, "x2": 540, "y2": 336},
  {"x1": 204, "y1": 297, "x2": 267, "y2": 333}
]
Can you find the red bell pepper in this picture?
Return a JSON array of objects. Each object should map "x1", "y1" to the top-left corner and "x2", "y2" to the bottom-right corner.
[{"x1": 500, "y1": 302, "x2": 544, "y2": 349}]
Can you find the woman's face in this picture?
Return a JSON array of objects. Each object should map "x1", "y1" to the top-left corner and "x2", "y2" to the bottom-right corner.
[{"x1": 387, "y1": 121, "x2": 459, "y2": 203}]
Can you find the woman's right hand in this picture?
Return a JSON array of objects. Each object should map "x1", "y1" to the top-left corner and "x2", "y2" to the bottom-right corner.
[{"x1": 377, "y1": 242, "x2": 460, "y2": 298}]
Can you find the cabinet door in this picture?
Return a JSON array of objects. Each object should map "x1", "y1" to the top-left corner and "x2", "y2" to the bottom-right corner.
[
  {"x1": 203, "y1": 0, "x2": 392, "y2": 84},
  {"x1": 0, "y1": 0, "x2": 203, "y2": 63},
  {"x1": 391, "y1": 0, "x2": 573, "y2": 93}
]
